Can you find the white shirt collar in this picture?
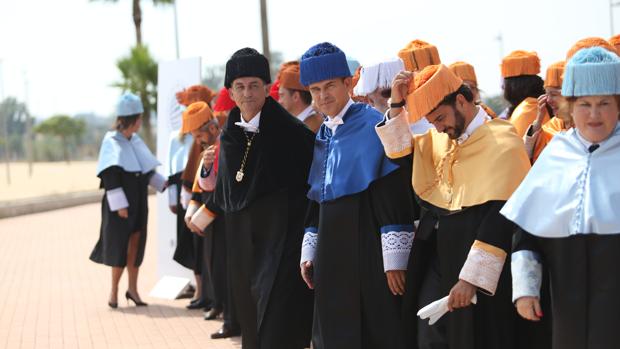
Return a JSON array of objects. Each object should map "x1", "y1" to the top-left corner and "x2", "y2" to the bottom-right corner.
[
  {"x1": 324, "y1": 99, "x2": 354, "y2": 133},
  {"x1": 236, "y1": 111, "x2": 261, "y2": 133},
  {"x1": 296, "y1": 105, "x2": 315, "y2": 122},
  {"x1": 457, "y1": 106, "x2": 490, "y2": 144}
]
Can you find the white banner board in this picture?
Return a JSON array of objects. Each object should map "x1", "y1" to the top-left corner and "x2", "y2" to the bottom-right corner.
[{"x1": 154, "y1": 57, "x2": 202, "y2": 290}]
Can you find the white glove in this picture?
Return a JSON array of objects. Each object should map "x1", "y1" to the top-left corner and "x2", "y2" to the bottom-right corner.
[{"x1": 417, "y1": 294, "x2": 478, "y2": 325}]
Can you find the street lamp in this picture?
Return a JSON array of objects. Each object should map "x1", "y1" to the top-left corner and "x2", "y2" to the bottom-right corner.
[
  {"x1": 259, "y1": 0, "x2": 271, "y2": 61},
  {"x1": 173, "y1": 0, "x2": 180, "y2": 59}
]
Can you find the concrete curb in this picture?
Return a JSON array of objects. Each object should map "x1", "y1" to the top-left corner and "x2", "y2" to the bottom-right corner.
[{"x1": 0, "y1": 190, "x2": 103, "y2": 219}]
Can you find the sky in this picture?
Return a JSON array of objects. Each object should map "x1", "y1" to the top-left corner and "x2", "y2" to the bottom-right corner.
[{"x1": 0, "y1": 0, "x2": 616, "y2": 120}]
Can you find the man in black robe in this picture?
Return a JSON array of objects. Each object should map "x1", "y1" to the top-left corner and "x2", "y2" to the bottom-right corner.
[
  {"x1": 212, "y1": 47, "x2": 314, "y2": 349},
  {"x1": 179, "y1": 101, "x2": 240, "y2": 338},
  {"x1": 297, "y1": 42, "x2": 416, "y2": 349},
  {"x1": 375, "y1": 65, "x2": 532, "y2": 349}
]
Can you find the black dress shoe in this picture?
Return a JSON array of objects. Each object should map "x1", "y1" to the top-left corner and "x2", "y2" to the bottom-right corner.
[
  {"x1": 210, "y1": 325, "x2": 241, "y2": 339},
  {"x1": 204, "y1": 307, "x2": 223, "y2": 320},
  {"x1": 186, "y1": 299, "x2": 207, "y2": 309}
]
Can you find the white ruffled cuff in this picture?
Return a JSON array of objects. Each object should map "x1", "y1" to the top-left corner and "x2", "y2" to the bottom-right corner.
[
  {"x1": 149, "y1": 172, "x2": 167, "y2": 192},
  {"x1": 375, "y1": 112, "x2": 413, "y2": 159},
  {"x1": 300, "y1": 229, "x2": 318, "y2": 266},
  {"x1": 459, "y1": 240, "x2": 507, "y2": 296},
  {"x1": 511, "y1": 250, "x2": 542, "y2": 302},
  {"x1": 190, "y1": 205, "x2": 216, "y2": 232},
  {"x1": 185, "y1": 201, "x2": 200, "y2": 221},
  {"x1": 380, "y1": 228, "x2": 414, "y2": 271},
  {"x1": 106, "y1": 187, "x2": 129, "y2": 211}
]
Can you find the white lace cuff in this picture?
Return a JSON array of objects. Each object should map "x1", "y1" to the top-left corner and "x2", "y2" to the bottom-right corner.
[
  {"x1": 180, "y1": 186, "x2": 192, "y2": 209},
  {"x1": 185, "y1": 201, "x2": 200, "y2": 221},
  {"x1": 511, "y1": 250, "x2": 542, "y2": 302},
  {"x1": 167, "y1": 184, "x2": 178, "y2": 207},
  {"x1": 149, "y1": 172, "x2": 167, "y2": 192},
  {"x1": 380, "y1": 225, "x2": 414, "y2": 271},
  {"x1": 459, "y1": 240, "x2": 507, "y2": 296},
  {"x1": 190, "y1": 205, "x2": 216, "y2": 232},
  {"x1": 375, "y1": 112, "x2": 413, "y2": 159},
  {"x1": 106, "y1": 187, "x2": 129, "y2": 211},
  {"x1": 300, "y1": 228, "x2": 318, "y2": 266}
]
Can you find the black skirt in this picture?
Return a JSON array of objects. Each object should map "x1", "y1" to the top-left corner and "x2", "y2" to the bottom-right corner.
[{"x1": 90, "y1": 166, "x2": 149, "y2": 267}]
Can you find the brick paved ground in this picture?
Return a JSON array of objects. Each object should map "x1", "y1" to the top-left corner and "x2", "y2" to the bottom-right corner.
[{"x1": 0, "y1": 196, "x2": 242, "y2": 349}]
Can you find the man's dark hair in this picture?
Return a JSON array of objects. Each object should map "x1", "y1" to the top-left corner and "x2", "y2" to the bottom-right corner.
[
  {"x1": 380, "y1": 88, "x2": 392, "y2": 99},
  {"x1": 284, "y1": 87, "x2": 313, "y2": 106},
  {"x1": 503, "y1": 75, "x2": 544, "y2": 117},
  {"x1": 430, "y1": 84, "x2": 475, "y2": 114},
  {"x1": 295, "y1": 90, "x2": 313, "y2": 105},
  {"x1": 114, "y1": 114, "x2": 140, "y2": 131}
]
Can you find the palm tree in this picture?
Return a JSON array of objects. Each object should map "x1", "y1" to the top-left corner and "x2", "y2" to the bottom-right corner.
[{"x1": 91, "y1": 0, "x2": 174, "y2": 47}]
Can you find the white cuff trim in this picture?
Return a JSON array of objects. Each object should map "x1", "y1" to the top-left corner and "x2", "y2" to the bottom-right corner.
[
  {"x1": 185, "y1": 201, "x2": 200, "y2": 221},
  {"x1": 190, "y1": 206, "x2": 216, "y2": 231},
  {"x1": 149, "y1": 172, "x2": 166, "y2": 192},
  {"x1": 381, "y1": 231, "x2": 414, "y2": 271},
  {"x1": 180, "y1": 186, "x2": 192, "y2": 209},
  {"x1": 300, "y1": 231, "x2": 318, "y2": 266},
  {"x1": 511, "y1": 250, "x2": 542, "y2": 302},
  {"x1": 459, "y1": 241, "x2": 506, "y2": 296},
  {"x1": 375, "y1": 113, "x2": 413, "y2": 158},
  {"x1": 167, "y1": 185, "x2": 178, "y2": 207},
  {"x1": 106, "y1": 187, "x2": 129, "y2": 211}
]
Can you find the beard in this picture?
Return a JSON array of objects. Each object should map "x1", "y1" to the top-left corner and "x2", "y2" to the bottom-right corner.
[{"x1": 446, "y1": 108, "x2": 467, "y2": 139}]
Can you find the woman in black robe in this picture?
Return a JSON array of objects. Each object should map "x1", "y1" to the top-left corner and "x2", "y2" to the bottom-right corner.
[{"x1": 90, "y1": 93, "x2": 167, "y2": 308}]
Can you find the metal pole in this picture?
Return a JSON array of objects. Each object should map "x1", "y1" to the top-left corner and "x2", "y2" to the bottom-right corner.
[
  {"x1": 259, "y1": 0, "x2": 271, "y2": 61},
  {"x1": 173, "y1": 0, "x2": 180, "y2": 59},
  {"x1": 611, "y1": 0, "x2": 615, "y2": 37}
]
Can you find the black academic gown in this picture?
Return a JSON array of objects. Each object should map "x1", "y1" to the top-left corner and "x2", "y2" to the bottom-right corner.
[
  {"x1": 513, "y1": 229, "x2": 619, "y2": 349},
  {"x1": 213, "y1": 97, "x2": 314, "y2": 349},
  {"x1": 170, "y1": 172, "x2": 196, "y2": 270},
  {"x1": 404, "y1": 198, "x2": 519, "y2": 349},
  {"x1": 306, "y1": 167, "x2": 415, "y2": 349},
  {"x1": 90, "y1": 166, "x2": 150, "y2": 267}
]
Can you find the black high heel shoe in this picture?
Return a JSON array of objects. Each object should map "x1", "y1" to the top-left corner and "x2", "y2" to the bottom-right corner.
[
  {"x1": 125, "y1": 291, "x2": 148, "y2": 306},
  {"x1": 108, "y1": 301, "x2": 118, "y2": 309}
]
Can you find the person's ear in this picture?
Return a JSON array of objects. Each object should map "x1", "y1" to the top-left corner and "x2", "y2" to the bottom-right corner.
[
  {"x1": 455, "y1": 94, "x2": 469, "y2": 112},
  {"x1": 343, "y1": 77, "x2": 353, "y2": 91},
  {"x1": 208, "y1": 122, "x2": 219, "y2": 135}
]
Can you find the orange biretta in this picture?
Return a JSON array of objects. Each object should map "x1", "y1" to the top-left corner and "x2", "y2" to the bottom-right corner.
[{"x1": 398, "y1": 39, "x2": 441, "y2": 72}]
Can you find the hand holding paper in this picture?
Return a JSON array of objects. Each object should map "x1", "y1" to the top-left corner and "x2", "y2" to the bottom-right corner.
[{"x1": 417, "y1": 294, "x2": 478, "y2": 325}]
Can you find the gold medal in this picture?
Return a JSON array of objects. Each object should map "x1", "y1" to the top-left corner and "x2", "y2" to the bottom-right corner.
[{"x1": 235, "y1": 131, "x2": 256, "y2": 183}]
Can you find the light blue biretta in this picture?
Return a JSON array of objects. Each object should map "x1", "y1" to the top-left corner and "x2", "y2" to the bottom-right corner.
[
  {"x1": 561, "y1": 46, "x2": 620, "y2": 97},
  {"x1": 116, "y1": 92, "x2": 144, "y2": 117},
  {"x1": 300, "y1": 42, "x2": 352, "y2": 87}
]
